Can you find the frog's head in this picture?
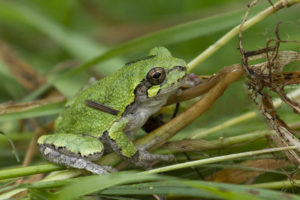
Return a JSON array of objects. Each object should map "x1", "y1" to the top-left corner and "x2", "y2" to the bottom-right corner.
[{"x1": 143, "y1": 47, "x2": 188, "y2": 98}]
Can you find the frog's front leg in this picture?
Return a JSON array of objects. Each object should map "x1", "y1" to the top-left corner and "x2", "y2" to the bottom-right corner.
[
  {"x1": 106, "y1": 118, "x2": 174, "y2": 169},
  {"x1": 37, "y1": 133, "x2": 116, "y2": 175}
]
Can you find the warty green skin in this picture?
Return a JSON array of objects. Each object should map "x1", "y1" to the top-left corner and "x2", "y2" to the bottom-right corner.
[{"x1": 37, "y1": 47, "x2": 188, "y2": 174}]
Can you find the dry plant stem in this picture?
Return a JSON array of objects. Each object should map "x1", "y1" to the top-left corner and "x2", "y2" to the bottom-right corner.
[
  {"x1": 22, "y1": 121, "x2": 54, "y2": 167},
  {"x1": 99, "y1": 64, "x2": 243, "y2": 167},
  {"x1": 14, "y1": 121, "x2": 54, "y2": 186},
  {"x1": 0, "y1": 96, "x2": 66, "y2": 115},
  {"x1": 162, "y1": 130, "x2": 272, "y2": 153},
  {"x1": 188, "y1": 0, "x2": 300, "y2": 71},
  {"x1": 0, "y1": 39, "x2": 46, "y2": 91},
  {"x1": 250, "y1": 51, "x2": 300, "y2": 75},
  {"x1": 260, "y1": 94, "x2": 300, "y2": 165},
  {"x1": 207, "y1": 158, "x2": 290, "y2": 184},
  {"x1": 167, "y1": 72, "x2": 221, "y2": 105}
]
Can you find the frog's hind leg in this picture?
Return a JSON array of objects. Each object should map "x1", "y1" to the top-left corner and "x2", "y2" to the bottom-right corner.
[
  {"x1": 38, "y1": 133, "x2": 116, "y2": 175},
  {"x1": 38, "y1": 145, "x2": 114, "y2": 174}
]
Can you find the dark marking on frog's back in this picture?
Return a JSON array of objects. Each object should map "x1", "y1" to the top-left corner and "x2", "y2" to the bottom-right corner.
[
  {"x1": 85, "y1": 99, "x2": 120, "y2": 116},
  {"x1": 125, "y1": 55, "x2": 156, "y2": 66}
]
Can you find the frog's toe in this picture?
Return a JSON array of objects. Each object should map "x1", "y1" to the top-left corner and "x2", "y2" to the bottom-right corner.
[
  {"x1": 161, "y1": 154, "x2": 175, "y2": 162},
  {"x1": 139, "y1": 148, "x2": 175, "y2": 161},
  {"x1": 133, "y1": 149, "x2": 175, "y2": 169},
  {"x1": 102, "y1": 165, "x2": 118, "y2": 173},
  {"x1": 141, "y1": 152, "x2": 175, "y2": 162},
  {"x1": 85, "y1": 161, "x2": 117, "y2": 175}
]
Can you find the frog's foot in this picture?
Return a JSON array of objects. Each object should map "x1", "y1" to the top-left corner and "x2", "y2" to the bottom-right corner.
[
  {"x1": 131, "y1": 139, "x2": 175, "y2": 168},
  {"x1": 38, "y1": 145, "x2": 116, "y2": 175},
  {"x1": 132, "y1": 148, "x2": 175, "y2": 169}
]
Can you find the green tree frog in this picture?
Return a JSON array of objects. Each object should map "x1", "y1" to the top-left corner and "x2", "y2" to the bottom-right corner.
[{"x1": 37, "y1": 47, "x2": 188, "y2": 174}]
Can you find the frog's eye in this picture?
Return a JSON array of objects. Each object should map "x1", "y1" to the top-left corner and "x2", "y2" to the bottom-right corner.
[{"x1": 147, "y1": 67, "x2": 166, "y2": 85}]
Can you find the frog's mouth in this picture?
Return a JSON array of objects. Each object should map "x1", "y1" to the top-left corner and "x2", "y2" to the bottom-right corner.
[{"x1": 157, "y1": 74, "x2": 188, "y2": 96}]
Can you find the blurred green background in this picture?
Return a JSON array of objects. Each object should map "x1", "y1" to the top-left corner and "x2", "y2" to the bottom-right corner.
[{"x1": 0, "y1": 0, "x2": 299, "y2": 167}]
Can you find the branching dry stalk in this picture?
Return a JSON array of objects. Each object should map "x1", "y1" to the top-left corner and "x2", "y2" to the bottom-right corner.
[
  {"x1": 0, "y1": 96, "x2": 66, "y2": 115},
  {"x1": 238, "y1": 0, "x2": 300, "y2": 166},
  {"x1": 22, "y1": 121, "x2": 54, "y2": 167}
]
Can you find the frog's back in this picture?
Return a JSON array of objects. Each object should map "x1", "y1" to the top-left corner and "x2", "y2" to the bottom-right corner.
[{"x1": 55, "y1": 67, "x2": 141, "y2": 137}]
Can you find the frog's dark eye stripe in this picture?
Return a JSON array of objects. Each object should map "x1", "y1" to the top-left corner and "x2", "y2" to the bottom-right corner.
[
  {"x1": 147, "y1": 67, "x2": 166, "y2": 85},
  {"x1": 125, "y1": 55, "x2": 156, "y2": 66},
  {"x1": 85, "y1": 100, "x2": 119, "y2": 116}
]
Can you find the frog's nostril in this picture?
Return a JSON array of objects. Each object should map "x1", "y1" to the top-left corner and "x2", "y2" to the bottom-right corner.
[{"x1": 170, "y1": 65, "x2": 186, "y2": 72}]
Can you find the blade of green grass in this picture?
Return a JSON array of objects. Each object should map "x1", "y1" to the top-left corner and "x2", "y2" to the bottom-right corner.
[
  {"x1": 100, "y1": 180, "x2": 300, "y2": 200},
  {"x1": 11, "y1": 174, "x2": 300, "y2": 200},
  {"x1": 53, "y1": 172, "x2": 164, "y2": 200},
  {"x1": 0, "y1": 164, "x2": 62, "y2": 180},
  {"x1": 251, "y1": 179, "x2": 300, "y2": 189}
]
